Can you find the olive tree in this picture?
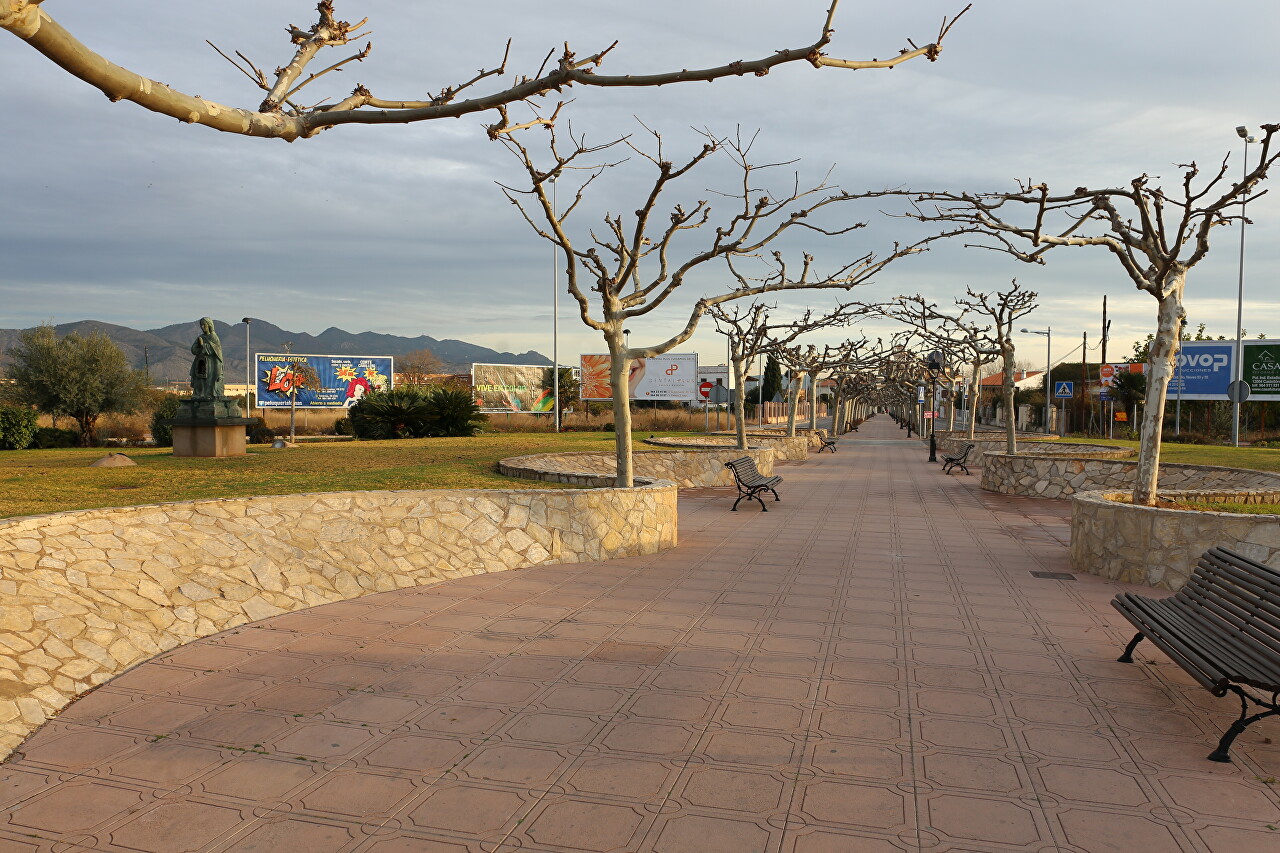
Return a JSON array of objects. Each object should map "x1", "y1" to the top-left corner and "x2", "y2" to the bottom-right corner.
[{"x1": 4, "y1": 324, "x2": 149, "y2": 446}]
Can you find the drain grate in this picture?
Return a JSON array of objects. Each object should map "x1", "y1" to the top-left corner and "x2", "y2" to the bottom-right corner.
[
  {"x1": 1030, "y1": 571, "x2": 1077, "y2": 580},
  {"x1": 587, "y1": 642, "x2": 672, "y2": 664}
]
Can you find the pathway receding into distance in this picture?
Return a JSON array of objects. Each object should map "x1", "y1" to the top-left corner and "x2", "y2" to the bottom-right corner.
[{"x1": 2, "y1": 416, "x2": 1278, "y2": 852}]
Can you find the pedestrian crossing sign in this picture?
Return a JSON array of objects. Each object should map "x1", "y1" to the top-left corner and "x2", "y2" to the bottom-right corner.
[{"x1": 1054, "y1": 381, "x2": 1074, "y2": 398}]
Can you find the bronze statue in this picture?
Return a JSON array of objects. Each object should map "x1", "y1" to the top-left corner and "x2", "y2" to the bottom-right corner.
[{"x1": 189, "y1": 317, "x2": 225, "y2": 399}]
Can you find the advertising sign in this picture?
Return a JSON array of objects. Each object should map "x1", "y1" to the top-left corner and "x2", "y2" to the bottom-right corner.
[
  {"x1": 256, "y1": 354, "x2": 393, "y2": 408},
  {"x1": 1169, "y1": 342, "x2": 1233, "y2": 400},
  {"x1": 1242, "y1": 342, "x2": 1280, "y2": 399},
  {"x1": 471, "y1": 363, "x2": 555, "y2": 413},
  {"x1": 580, "y1": 354, "x2": 700, "y2": 401},
  {"x1": 1099, "y1": 362, "x2": 1146, "y2": 401}
]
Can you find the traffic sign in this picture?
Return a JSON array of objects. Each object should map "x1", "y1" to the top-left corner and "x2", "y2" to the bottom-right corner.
[
  {"x1": 1054, "y1": 381, "x2": 1074, "y2": 399},
  {"x1": 917, "y1": 386, "x2": 926, "y2": 403},
  {"x1": 1227, "y1": 379, "x2": 1251, "y2": 403},
  {"x1": 923, "y1": 410, "x2": 935, "y2": 420},
  {"x1": 699, "y1": 381, "x2": 713, "y2": 399}
]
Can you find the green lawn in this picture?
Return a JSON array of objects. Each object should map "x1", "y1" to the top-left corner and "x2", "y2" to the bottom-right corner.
[
  {"x1": 0, "y1": 432, "x2": 692, "y2": 520},
  {"x1": 1064, "y1": 437, "x2": 1280, "y2": 472}
]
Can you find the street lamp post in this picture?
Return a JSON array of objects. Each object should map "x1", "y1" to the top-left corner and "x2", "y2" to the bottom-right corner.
[
  {"x1": 1232, "y1": 126, "x2": 1257, "y2": 447},
  {"x1": 241, "y1": 318, "x2": 252, "y2": 414},
  {"x1": 926, "y1": 350, "x2": 944, "y2": 461},
  {"x1": 1022, "y1": 327, "x2": 1052, "y2": 434}
]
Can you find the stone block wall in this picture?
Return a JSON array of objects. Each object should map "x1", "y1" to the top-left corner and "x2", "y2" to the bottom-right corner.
[
  {"x1": 500, "y1": 447, "x2": 776, "y2": 488},
  {"x1": 933, "y1": 432, "x2": 1059, "y2": 467},
  {"x1": 0, "y1": 481, "x2": 677, "y2": 758},
  {"x1": 982, "y1": 453, "x2": 1280, "y2": 500},
  {"x1": 1071, "y1": 490, "x2": 1280, "y2": 590}
]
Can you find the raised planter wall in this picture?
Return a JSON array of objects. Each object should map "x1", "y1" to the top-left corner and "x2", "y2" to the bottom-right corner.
[
  {"x1": 982, "y1": 453, "x2": 1280, "y2": 500},
  {"x1": 0, "y1": 481, "x2": 677, "y2": 758},
  {"x1": 645, "y1": 434, "x2": 809, "y2": 462},
  {"x1": 934, "y1": 432, "x2": 1058, "y2": 467},
  {"x1": 1071, "y1": 489, "x2": 1280, "y2": 590},
  {"x1": 501, "y1": 447, "x2": 776, "y2": 488}
]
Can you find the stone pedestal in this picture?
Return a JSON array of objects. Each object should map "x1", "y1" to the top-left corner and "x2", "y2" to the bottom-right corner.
[{"x1": 164, "y1": 398, "x2": 256, "y2": 458}]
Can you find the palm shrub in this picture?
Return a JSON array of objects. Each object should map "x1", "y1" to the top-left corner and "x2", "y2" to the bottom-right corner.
[
  {"x1": 422, "y1": 387, "x2": 488, "y2": 437},
  {"x1": 349, "y1": 388, "x2": 433, "y2": 439}
]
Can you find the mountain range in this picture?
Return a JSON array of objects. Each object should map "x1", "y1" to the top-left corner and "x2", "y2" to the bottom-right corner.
[{"x1": 0, "y1": 319, "x2": 550, "y2": 384}]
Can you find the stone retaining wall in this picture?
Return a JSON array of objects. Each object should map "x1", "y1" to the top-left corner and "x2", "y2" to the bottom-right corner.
[
  {"x1": 645, "y1": 434, "x2": 809, "y2": 462},
  {"x1": 1071, "y1": 489, "x2": 1280, "y2": 590},
  {"x1": 0, "y1": 481, "x2": 677, "y2": 758},
  {"x1": 982, "y1": 453, "x2": 1280, "y2": 500},
  {"x1": 713, "y1": 428, "x2": 828, "y2": 452},
  {"x1": 500, "y1": 447, "x2": 776, "y2": 488}
]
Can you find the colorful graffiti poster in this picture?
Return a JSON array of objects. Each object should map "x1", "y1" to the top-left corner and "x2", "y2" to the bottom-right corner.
[
  {"x1": 256, "y1": 354, "x2": 394, "y2": 408},
  {"x1": 580, "y1": 354, "x2": 699, "y2": 400},
  {"x1": 471, "y1": 363, "x2": 555, "y2": 413}
]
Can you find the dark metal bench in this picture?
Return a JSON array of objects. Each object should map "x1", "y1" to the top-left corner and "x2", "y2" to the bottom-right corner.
[
  {"x1": 941, "y1": 442, "x2": 974, "y2": 475},
  {"x1": 1112, "y1": 546, "x2": 1280, "y2": 762},
  {"x1": 817, "y1": 433, "x2": 837, "y2": 453},
  {"x1": 724, "y1": 456, "x2": 782, "y2": 512}
]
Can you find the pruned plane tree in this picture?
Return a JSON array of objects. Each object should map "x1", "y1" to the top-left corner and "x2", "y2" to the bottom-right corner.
[{"x1": 0, "y1": 1, "x2": 968, "y2": 141}]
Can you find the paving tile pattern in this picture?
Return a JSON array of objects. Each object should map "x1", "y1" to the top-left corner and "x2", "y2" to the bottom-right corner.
[{"x1": 2, "y1": 416, "x2": 1278, "y2": 852}]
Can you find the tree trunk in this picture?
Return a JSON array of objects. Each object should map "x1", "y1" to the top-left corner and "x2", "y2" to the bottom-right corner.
[
  {"x1": 76, "y1": 412, "x2": 96, "y2": 447},
  {"x1": 1001, "y1": 347, "x2": 1017, "y2": 454},
  {"x1": 830, "y1": 386, "x2": 844, "y2": 437},
  {"x1": 732, "y1": 351, "x2": 749, "y2": 451},
  {"x1": 1133, "y1": 277, "x2": 1185, "y2": 506},
  {"x1": 608, "y1": 331, "x2": 635, "y2": 487},
  {"x1": 808, "y1": 370, "x2": 820, "y2": 433},
  {"x1": 785, "y1": 376, "x2": 801, "y2": 437},
  {"x1": 967, "y1": 359, "x2": 981, "y2": 440}
]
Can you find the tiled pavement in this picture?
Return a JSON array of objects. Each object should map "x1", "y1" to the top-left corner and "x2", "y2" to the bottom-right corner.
[{"x1": 2, "y1": 417, "x2": 1279, "y2": 853}]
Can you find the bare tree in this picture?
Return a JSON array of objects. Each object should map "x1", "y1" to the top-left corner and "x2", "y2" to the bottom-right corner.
[
  {"x1": 776, "y1": 336, "x2": 884, "y2": 437},
  {"x1": 709, "y1": 301, "x2": 867, "y2": 450},
  {"x1": 396, "y1": 348, "x2": 442, "y2": 386},
  {"x1": 0, "y1": 1, "x2": 967, "y2": 141},
  {"x1": 879, "y1": 294, "x2": 1000, "y2": 440},
  {"x1": 903, "y1": 129, "x2": 1280, "y2": 502},
  {"x1": 499, "y1": 125, "x2": 947, "y2": 486},
  {"x1": 950, "y1": 282, "x2": 1038, "y2": 453}
]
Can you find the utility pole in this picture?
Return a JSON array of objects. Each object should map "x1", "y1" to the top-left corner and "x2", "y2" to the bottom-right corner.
[
  {"x1": 1081, "y1": 332, "x2": 1088, "y2": 436},
  {"x1": 1100, "y1": 295, "x2": 1108, "y2": 367}
]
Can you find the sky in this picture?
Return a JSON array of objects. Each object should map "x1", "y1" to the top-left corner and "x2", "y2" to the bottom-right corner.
[{"x1": 2, "y1": 0, "x2": 1277, "y2": 373}]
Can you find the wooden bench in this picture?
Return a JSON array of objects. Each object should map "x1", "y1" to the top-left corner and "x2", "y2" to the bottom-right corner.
[
  {"x1": 724, "y1": 456, "x2": 783, "y2": 512},
  {"x1": 817, "y1": 434, "x2": 838, "y2": 453},
  {"x1": 941, "y1": 442, "x2": 974, "y2": 475},
  {"x1": 1112, "y1": 546, "x2": 1280, "y2": 762}
]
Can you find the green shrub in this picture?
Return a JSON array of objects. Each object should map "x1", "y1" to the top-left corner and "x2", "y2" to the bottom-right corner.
[
  {"x1": 32, "y1": 427, "x2": 79, "y2": 449},
  {"x1": 0, "y1": 405, "x2": 39, "y2": 450},
  {"x1": 149, "y1": 394, "x2": 182, "y2": 447},
  {"x1": 247, "y1": 418, "x2": 275, "y2": 444},
  {"x1": 333, "y1": 417, "x2": 353, "y2": 436}
]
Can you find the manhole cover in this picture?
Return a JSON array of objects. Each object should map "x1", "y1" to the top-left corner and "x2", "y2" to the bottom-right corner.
[
  {"x1": 587, "y1": 642, "x2": 672, "y2": 664},
  {"x1": 1029, "y1": 571, "x2": 1076, "y2": 580}
]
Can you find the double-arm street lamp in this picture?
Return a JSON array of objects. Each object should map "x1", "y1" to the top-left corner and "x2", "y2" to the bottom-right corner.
[{"x1": 1021, "y1": 327, "x2": 1051, "y2": 434}]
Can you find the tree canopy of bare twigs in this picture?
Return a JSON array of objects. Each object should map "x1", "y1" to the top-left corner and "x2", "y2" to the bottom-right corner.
[
  {"x1": 0, "y1": 0, "x2": 968, "y2": 141},
  {"x1": 879, "y1": 294, "x2": 1002, "y2": 440},
  {"x1": 499, "y1": 123, "x2": 949, "y2": 486},
  {"x1": 710, "y1": 301, "x2": 871, "y2": 449},
  {"x1": 901, "y1": 125, "x2": 1278, "y2": 503}
]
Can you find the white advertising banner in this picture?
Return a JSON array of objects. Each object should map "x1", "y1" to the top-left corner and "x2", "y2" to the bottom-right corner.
[{"x1": 580, "y1": 353, "x2": 701, "y2": 400}]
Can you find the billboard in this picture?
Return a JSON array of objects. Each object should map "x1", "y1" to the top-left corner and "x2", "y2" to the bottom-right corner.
[
  {"x1": 1098, "y1": 362, "x2": 1145, "y2": 401},
  {"x1": 471, "y1": 363, "x2": 555, "y2": 413},
  {"x1": 256, "y1": 354, "x2": 393, "y2": 408},
  {"x1": 580, "y1": 354, "x2": 700, "y2": 401},
  {"x1": 1242, "y1": 342, "x2": 1280, "y2": 398},
  {"x1": 1169, "y1": 342, "x2": 1233, "y2": 400}
]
